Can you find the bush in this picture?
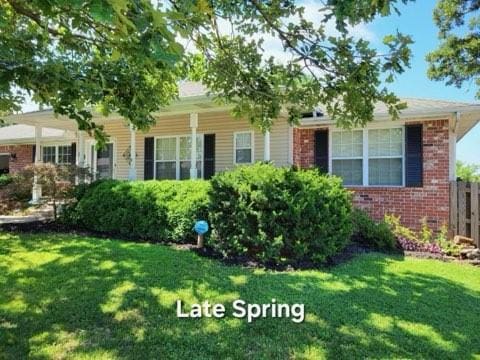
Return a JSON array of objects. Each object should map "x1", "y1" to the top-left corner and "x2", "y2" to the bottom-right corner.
[
  {"x1": 64, "y1": 179, "x2": 211, "y2": 243},
  {"x1": 0, "y1": 174, "x2": 12, "y2": 187},
  {"x1": 351, "y1": 209, "x2": 396, "y2": 251},
  {"x1": 207, "y1": 163, "x2": 352, "y2": 264},
  {"x1": 7, "y1": 167, "x2": 34, "y2": 201},
  {"x1": 384, "y1": 215, "x2": 461, "y2": 256},
  {"x1": 4, "y1": 164, "x2": 93, "y2": 208}
]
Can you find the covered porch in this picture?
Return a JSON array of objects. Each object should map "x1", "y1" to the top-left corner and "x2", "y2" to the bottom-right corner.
[{"x1": 5, "y1": 99, "x2": 291, "y2": 202}]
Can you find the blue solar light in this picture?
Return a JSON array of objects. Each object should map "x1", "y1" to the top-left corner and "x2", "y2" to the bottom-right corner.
[{"x1": 194, "y1": 220, "x2": 209, "y2": 235}]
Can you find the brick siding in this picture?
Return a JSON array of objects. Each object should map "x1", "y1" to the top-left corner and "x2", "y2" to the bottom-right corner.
[
  {"x1": 0, "y1": 144, "x2": 34, "y2": 174},
  {"x1": 293, "y1": 119, "x2": 451, "y2": 231}
]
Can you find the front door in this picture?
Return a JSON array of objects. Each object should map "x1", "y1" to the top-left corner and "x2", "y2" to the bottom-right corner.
[{"x1": 91, "y1": 143, "x2": 114, "y2": 179}]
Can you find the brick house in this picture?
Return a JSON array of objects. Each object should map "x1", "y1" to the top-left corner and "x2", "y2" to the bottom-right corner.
[
  {"x1": 294, "y1": 111, "x2": 477, "y2": 231},
  {"x1": 4, "y1": 83, "x2": 480, "y2": 231},
  {"x1": 0, "y1": 124, "x2": 75, "y2": 174}
]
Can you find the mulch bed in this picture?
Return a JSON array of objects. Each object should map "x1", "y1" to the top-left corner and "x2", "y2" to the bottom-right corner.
[{"x1": 0, "y1": 220, "x2": 383, "y2": 270}]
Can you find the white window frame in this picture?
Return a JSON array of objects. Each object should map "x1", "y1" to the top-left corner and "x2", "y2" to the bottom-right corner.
[
  {"x1": 328, "y1": 125, "x2": 405, "y2": 187},
  {"x1": 330, "y1": 129, "x2": 364, "y2": 186},
  {"x1": 41, "y1": 143, "x2": 74, "y2": 165},
  {"x1": 233, "y1": 131, "x2": 254, "y2": 165},
  {"x1": 154, "y1": 134, "x2": 204, "y2": 180}
]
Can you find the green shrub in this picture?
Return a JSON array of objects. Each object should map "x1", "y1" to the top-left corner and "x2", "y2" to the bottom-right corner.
[
  {"x1": 385, "y1": 214, "x2": 462, "y2": 256},
  {"x1": 0, "y1": 174, "x2": 12, "y2": 187},
  {"x1": 351, "y1": 209, "x2": 396, "y2": 251},
  {"x1": 7, "y1": 167, "x2": 34, "y2": 201},
  {"x1": 207, "y1": 163, "x2": 353, "y2": 264},
  {"x1": 64, "y1": 179, "x2": 211, "y2": 243}
]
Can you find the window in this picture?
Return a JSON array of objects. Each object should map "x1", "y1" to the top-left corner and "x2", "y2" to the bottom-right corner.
[
  {"x1": 234, "y1": 132, "x2": 253, "y2": 164},
  {"x1": 155, "y1": 135, "x2": 203, "y2": 180},
  {"x1": 331, "y1": 127, "x2": 404, "y2": 186},
  {"x1": 368, "y1": 128, "x2": 403, "y2": 186},
  {"x1": 58, "y1": 145, "x2": 73, "y2": 165},
  {"x1": 42, "y1": 146, "x2": 56, "y2": 164},
  {"x1": 42, "y1": 144, "x2": 73, "y2": 165},
  {"x1": 156, "y1": 137, "x2": 177, "y2": 180},
  {"x1": 179, "y1": 136, "x2": 202, "y2": 180},
  {"x1": 331, "y1": 130, "x2": 363, "y2": 185}
]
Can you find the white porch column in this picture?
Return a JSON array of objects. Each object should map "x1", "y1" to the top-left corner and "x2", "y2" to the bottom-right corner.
[
  {"x1": 449, "y1": 112, "x2": 460, "y2": 181},
  {"x1": 190, "y1": 113, "x2": 198, "y2": 179},
  {"x1": 264, "y1": 130, "x2": 271, "y2": 161},
  {"x1": 76, "y1": 130, "x2": 86, "y2": 184},
  {"x1": 78, "y1": 131, "x2": 86, "y2": 168},
  {"x1": 31, "y1": 125, "x2": 42, "y2": 204},
  {"x1": 128, "y1": 124, "x2": 137, "y2": 180}
]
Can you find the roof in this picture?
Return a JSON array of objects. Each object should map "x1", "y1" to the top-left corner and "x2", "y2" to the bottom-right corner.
[
  {"x1": 178, "y1": 81, "x2": 207, "y2": 98},
  {"x1": 299, "y1": 97, "x2": 480, "y2": 141},
  {"x1": 372, "y1": 97, "x2": 479, "y2": 117},
  {"x1": 0, "y1": 124, "x2": 71, "y2": 144},
  {"x1": 4, "y1": 81, "x2": 480, "y2": 141}
]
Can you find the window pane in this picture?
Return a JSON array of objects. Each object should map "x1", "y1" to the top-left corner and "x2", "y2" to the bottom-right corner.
[
  {"x1": 42, "y1": 146, "x2": 56, "y2": 163},
  {"x1": 58, "y1": 145, "x2": 72, "y2": 165},
  {"x1": 156, "y1": 162, "x2": 176, "y2": 180},
  {"x1": 180, "y1": 160, "x2": 202, "y2": 180},
  {"x1": 332, "y1": 130, "x2": 363, "y2": 158},
  {"x1": 332, "y1": 159, "x2": 363, "y2": 185},
  {"x1": 236, "y1": 149, "x2": 252, "y2": 164},
  {"x1": 368, "y1": 128, "x2": 402, "y2": 157},
  {"x1": 179, "y1": 136, "x2": 191, "y2": 160},
  {"x1": 235, "y1": 133, "x2": 251, "y2": 148},
  {"x1": 180, "y1": 135, "x2": 203, "y2": 161},
  {"x1": 369, "y1": 158, "x2": 402, "y2": 186},
  {"x1": 156, "y1": 138, "x2": 176, "y2": 161},
  {"x1": 180, "y1": 160, "x2": 190, "y2": 180}
]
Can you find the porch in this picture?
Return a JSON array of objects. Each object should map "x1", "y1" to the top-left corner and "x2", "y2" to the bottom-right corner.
[{"x1": 5, "y1": 107, "x2": 292, "y2": 202}]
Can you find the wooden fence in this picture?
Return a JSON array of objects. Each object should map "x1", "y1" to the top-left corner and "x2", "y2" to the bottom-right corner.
[{"x1": 450, "y1": 181, "x2": 480, "y2": 246}]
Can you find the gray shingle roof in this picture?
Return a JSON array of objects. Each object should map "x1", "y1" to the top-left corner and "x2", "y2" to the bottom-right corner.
[
  {"x1": 373, "y1": 97, "x2": 479, "y2": 116},
  {"x1": 12, "y1": 81, "x2": 480, "y2": 117}
]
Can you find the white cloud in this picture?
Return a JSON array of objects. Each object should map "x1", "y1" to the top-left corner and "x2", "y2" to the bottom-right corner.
[{"x1": 191, "y1": 0, "x2": 377, "y2": 65}]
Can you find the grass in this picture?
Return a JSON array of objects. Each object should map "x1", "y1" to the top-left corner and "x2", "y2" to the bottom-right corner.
[{"x1": 0, "y1": 232, "x2": 479, "y2": 359}]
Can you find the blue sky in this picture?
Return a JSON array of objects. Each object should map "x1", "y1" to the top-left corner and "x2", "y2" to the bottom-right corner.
[{"x1": 366, "y1": 0, "x2": 479, "y2": 165}]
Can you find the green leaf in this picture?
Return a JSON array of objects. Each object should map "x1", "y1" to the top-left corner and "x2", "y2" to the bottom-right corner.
[{"x1": 90, "y1": 0, "x2": 114, "y2": 22}]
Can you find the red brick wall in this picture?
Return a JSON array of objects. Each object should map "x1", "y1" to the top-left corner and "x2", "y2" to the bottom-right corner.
[
  {"x1": 293, "y1": 119, "x2": 451, "y2": 231},
  {"x1": 0, "y1": 144, "x2": 34, "y2": 174}
]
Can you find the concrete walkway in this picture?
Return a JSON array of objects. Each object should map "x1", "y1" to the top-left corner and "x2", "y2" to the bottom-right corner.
[{"x1": 0, "y1": 207, "x2": 54, "y2": 224}]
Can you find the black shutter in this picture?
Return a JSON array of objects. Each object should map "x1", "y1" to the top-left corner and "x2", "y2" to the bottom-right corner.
[
  {"x1": 71, "y1": 142, "x2": 76, "y2": 165},
  {"x1": 405, "y1": 124, "x2": 423, "y2": 187},
  {"x1": 144, "y1": 137, "x2": 154, "y2": 180},
  {"x1": 32, "y1": 145, "x2": 36, "y2": 163},
  {"x1": 204, "y1": 134, "x2": 216, "y2": 179},
  {"x1": 314, "y1": 129, "x2": 328, "y2": 172}
]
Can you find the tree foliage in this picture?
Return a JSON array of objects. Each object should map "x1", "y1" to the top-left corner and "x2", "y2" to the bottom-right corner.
[
  {"x1": 427, "y1": 0, "x2": 480, "y2": 98},
  {"x1": 456, "y1": 160, "x2": 480, "y2": 181},
  {"x1": 1, "y1": 0, "x2": 415, "y2": 141}
]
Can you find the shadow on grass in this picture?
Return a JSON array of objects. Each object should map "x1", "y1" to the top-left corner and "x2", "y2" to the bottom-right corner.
[{"x1": 0, "y1": 232, "x2": 479, "y2": 359}]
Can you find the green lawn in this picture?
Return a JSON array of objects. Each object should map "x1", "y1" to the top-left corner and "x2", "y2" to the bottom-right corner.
[{"x1": 0, "y1": 233, "x2": 479, "y2": 359}]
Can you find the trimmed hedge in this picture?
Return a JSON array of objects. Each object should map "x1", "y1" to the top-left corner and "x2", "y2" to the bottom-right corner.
[
  {"x1": 63, "y1": 164, "x2": 354, "y2": 264},
  {"x1": 64, "y1": 179, "x2": 211, "y2": 243},
  {"x1": 207, "y1": 163, "x2": 353, "y2": 264}
]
